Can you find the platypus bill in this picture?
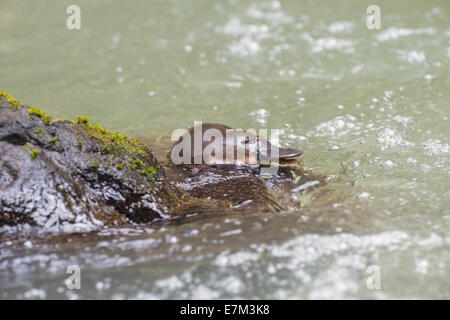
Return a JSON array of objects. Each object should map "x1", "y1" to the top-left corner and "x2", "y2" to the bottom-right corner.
[{"x1": 170, "y1": 123, "x2": 303, "y2": 166}]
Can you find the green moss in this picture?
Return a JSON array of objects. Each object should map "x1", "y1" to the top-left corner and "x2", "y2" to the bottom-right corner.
[
  {"x1": 138, "y1": 166, "x2": 157, "y2": 181},
  {"x1": 74, "y1": 117, "x2": 156, "y2": 180},
  {"x1": 81, "y1": 122, "x2": 145, "y2": 157},
  {"x1": 0, "y1": 90, "x2": 25, "y2": 109},
  {"x1": 23, "y1": 143, "x2": 40, "y2": 159},
  {"x1": 28, "y1": 106, "x2": 52, "y2": 125},
  {"x1": 130, "y1": 159, "x2": 144, "y2": 171},
  {"x1": 30, "y1": 148, "x2": 40, "y2": 160},
  {"x1": 91, "y1": 160, "x2": 99, "y2": 168},
  {"x1": 49, "y1": 136, "x2": 58, "y2": 144},
  {"x1": 73, "y1": 116, "x2": 89, "y2": 125},
  {"x1": 53, "y1": 118, "x2": 70, "y2": 122},
  {"x1": 31, "y1": 149, "x2": 40, "y2": 159}
]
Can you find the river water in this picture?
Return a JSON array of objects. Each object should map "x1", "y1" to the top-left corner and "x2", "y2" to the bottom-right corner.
[{"x1": 1, "y1": 0, "x2": 449, "y2": 299}]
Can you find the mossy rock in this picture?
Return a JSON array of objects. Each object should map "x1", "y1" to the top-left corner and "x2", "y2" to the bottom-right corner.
[{"x1": 0, "y1": 90, "x2": 189, "y2": 232}]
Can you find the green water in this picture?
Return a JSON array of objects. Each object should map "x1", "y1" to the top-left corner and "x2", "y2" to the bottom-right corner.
[{"x1": 1, "y1": 0, "x2": 449, "y2": 299}]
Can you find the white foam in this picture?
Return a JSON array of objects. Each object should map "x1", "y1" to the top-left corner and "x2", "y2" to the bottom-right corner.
[
  {"x1": 398, "y1": 50, "x2": 426, "y2": 63},
  {"x1": 377, "y1": 27, "x2": 435, "y2": 42},
  {"x1": 312, "y1": 115, "x2": 360, "y2": 138},
  {"x1": 423, "y1": 139, "x2": 450, "y2": 156},
  {"x1": 310, "y1": 37, "x2": 354, "y2": 53},
  {"x1": 328, "y1": 21, "x2": 354, "y2": 34},
  {"x1": 377, "y1": 128, "x2": 414, "y2": 151}
]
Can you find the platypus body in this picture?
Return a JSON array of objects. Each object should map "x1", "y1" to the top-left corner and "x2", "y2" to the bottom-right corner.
[{"x1": 170, "y1": 123, "x2": 303, "y2": 166}]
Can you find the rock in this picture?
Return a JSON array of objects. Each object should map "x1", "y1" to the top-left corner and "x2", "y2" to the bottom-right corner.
[
  {"x1": 161, "y1": 164, "x2": 284, "y2": 212},
  {"x1": 0, "y1": 91, "x2": 189, "y2": 232}
]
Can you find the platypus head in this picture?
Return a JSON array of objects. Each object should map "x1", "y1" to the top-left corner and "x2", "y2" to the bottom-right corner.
[
  {"x1": 254, "y1": 134, "x2": 303, "y2": 164},
  {"x1": 170, "y1": 123, "x2": 303, "y2": 166}
]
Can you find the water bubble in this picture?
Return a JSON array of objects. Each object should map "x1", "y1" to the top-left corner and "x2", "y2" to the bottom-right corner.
[{"x1": 24, "y1": 241, "x2": 33, "y2": 248}]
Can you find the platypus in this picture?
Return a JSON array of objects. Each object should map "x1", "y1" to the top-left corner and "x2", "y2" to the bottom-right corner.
[{"x1": 170, "y1": 123, "x2": 302, "y2": 166}]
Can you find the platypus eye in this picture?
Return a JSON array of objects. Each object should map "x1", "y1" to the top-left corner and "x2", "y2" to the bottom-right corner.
[
  {"x1": 243, "y1": 137, "x2": 256, "y2": 145},
  {"x1": 239, "y1": 136, "x2": 257, "y2": 145}
]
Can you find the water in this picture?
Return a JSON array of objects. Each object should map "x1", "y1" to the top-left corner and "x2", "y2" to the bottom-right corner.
[{"x1": 1, "y1": 0, "x2": 449, "y2": 299}]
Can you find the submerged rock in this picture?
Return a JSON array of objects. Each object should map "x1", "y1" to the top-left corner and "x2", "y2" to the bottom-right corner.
[{"x1": 163, "y1": 164, "x2": 284, "y2": 212}]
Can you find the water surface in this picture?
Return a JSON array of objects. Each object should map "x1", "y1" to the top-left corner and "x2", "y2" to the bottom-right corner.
[{"x1": 1, "y1": 0, "x2": 449, "y2": 299}]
